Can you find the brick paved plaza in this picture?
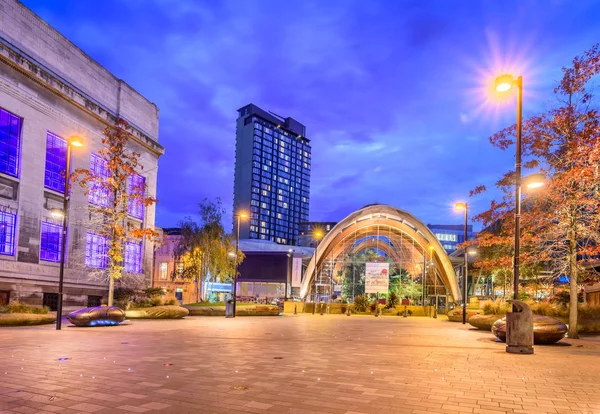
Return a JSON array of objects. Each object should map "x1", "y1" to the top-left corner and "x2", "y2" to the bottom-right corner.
[{"x1": 0, "y1": 315, "x2": 599, "y2": 414}]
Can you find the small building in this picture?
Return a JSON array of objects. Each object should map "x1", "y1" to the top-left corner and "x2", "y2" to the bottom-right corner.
[{"x1": 152, "y1": 228, "x2": 199, "y2": 304}]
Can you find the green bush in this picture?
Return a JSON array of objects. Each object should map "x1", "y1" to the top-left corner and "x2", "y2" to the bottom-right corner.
[
  {"x1": 550, "y1": 290, "x2": 584, "y2": 306},
  {"x1": 164, "y1": 298, "x2": 177, "y2": 306},
  {"x1": 353, "y1": 295, "x2": 368, "y2": 312},
  {"x1": 387, "y1": 292, "x2": 399, "y2": 309},
  {"x1": 143, "y1": 287, "x2": 164, "y2": 299},
  {"x1": 578, "y1": 304, "x2": 600, "y2": 319},
  {"x1": 0, "y1": 301, "x2": 49, "y2": 314},
  {"x1": 481, "y1": 299, "x2": 510, "y2": 315}
]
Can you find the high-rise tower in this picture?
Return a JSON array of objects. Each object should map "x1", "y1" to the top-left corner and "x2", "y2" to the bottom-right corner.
[{"x1": 233, "y1": 104, "x2": 311, "y2": 245}]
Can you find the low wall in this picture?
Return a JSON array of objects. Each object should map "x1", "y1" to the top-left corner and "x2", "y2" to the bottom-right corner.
[{"x1": 284, "y1": 301, "x2": 430, "y2": 316}]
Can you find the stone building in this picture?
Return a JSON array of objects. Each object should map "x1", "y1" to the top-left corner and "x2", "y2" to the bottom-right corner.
[
  {"x1": 152, "y1": 228, "x2": 199, "y2": 304},
  {"x1": 0, "y1": 0, "x2": 163, "y2": 309}
]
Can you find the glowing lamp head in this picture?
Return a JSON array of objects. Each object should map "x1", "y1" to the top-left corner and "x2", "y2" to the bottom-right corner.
[
  {"x1": 228, "y1": 252, "x2": 236, "y2": 258},
  {"x1": 238, "y1": 211, "x2": 249, "y2": 219},
  {"x1": 50, "y1": 208, "x2": 64, "y2": 219},
  {"x1": 467, "y1": 247, "x2": 478, "y2": 256},
  {"x1": 313, "y1": 230, "x2": 324, "y2": 240},
  {"x1": 454, "y1": 202, "x2": 467, "y2": 211},
  {"x1": 70, "y1": 136, "x2": 84, "y2": 147},
  {"x1": 495, "y1": 74, "x2": 515, "y2": 93},
  {"x1": 524, "y1": 173, "x2": 545, "y2": 190}
]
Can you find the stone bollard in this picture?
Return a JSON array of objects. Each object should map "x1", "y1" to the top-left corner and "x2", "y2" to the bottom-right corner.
[
  {"x1": 506, "y1": 300, "x2": 534, "y2": 354},
  {"x1": 320, "y1": 303, "x2": 324, "y2": 315},
  {"x1": 403, "y1": 305, "x2": 407, "y2": 318},
  {"x1": 347, "y1": 307, "x2": 351, "y2": 316},
  {"x1": 294, "y1": 304, "x2": 297, "y2": 315}
]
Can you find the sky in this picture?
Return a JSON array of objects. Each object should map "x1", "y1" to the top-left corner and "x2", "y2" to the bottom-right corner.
[{"x1": 23, "y1": 0, "x2": 600, "y2": 231}]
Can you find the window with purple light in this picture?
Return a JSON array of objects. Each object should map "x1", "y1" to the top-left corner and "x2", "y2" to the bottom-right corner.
[
  {"x1": 0, "y1": 107, "x2": 22, "y2": 177},
  {"x1": 0, "y1": 211, "x2": 16, "y2": 256},
  {"x1": 88, "y1": 153, "x2": 111, "y2": 207},
  {"x1": 40, "y1": 221, "x2": 62, "y2": 262},
  {"x1": 128, "y1": 174, "x2": 145, "y2": 219},
  {"x1": 44, "y1": 132, "x2": 67, "y2": 193},
  {"x1": 85, "y1": 232, "x2": 107, "y2": 268},
  {"x1": 124, "y1": 241, "x2": 142, "y2": 273}
]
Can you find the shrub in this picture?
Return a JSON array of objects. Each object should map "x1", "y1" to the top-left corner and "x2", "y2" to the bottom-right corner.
[
  {"x1": 114, "y1": 287, "x2": 136, "y2": 302},
  {"x1": 387, "y1": 292, "x2": 399, "y2": 309},
  {"x1": 578, "y1": 304, "x2": 600, "y2": 320},
  {"x1": 531, "y1": 301, "x2": 562, "y2": 317},
  {"x1": 150, "y1": 297, "x2": 163, "y2": 307},
  {"x1": 143, "y1": 287, "x2": 164, "y2": 299},
  {"x1": 369, "y1": 301, "x2": 378, "y2": 313},
  {"x1": 164, "y1": 298, "x2": 177, "y2": 306},
  {"x1": 0, "y1": 301, "x2": 49, "y2": 314},
  {"x1": 550, "y1": 290, "x2": 584, "y2": 306},
  {"x1": 481, "y1": 299, "x2": 510, "y2": 315},
  {"x1": 353, "y1": 295, "x2": 368, "y2": 312}
]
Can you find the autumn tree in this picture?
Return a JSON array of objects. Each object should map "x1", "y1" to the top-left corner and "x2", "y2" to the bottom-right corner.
[
  {"x1": 73, "y1": 119, "x2": 157, "y2": 306},
  {"x1": 472, "y1": 44, "x2": 600, "y2": 338},
  {"x1": 173, "y1": 198, "x2": 244, "y2": 302}
]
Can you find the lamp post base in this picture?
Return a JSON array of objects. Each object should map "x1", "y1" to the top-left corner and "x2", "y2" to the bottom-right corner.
[{"x1": 506, "y1": 345, "x2": 534, "y2": 354}]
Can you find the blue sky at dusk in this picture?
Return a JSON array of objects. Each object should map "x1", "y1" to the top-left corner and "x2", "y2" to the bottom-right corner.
[{"x1": 24, "y1": 0, "x2": 600, "y2": 231}]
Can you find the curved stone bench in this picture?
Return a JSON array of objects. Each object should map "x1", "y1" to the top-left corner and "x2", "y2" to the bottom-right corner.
[
  {"x1": 0, "y1": 313, "x2": 56, "y2": 327},
  {"x1": 125, "y1": 305, "x2": 189, "y2": 319},
  {"x1": 492, "y1": 314, "x2": 567, "y2": 345},
  {"x1": 67, "y1": 306, "x2": 125, "y2": 327},
  {"x1": 468, "y1": 314, "x2": 503, "y2": 331},
  {"x1": 447, "y1": 308, "x2": 481, "y2": 322}
]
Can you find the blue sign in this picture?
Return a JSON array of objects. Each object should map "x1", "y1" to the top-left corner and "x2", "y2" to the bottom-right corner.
[
  {"x1": 208, "y1": 283, "x2": 233, "y2": 292},
  {"x1": 558, "y1": 275, "x2": 570, "y2": 283}
]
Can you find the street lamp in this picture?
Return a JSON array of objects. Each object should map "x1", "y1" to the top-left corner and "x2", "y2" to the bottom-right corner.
[
  {"x1": 454, "y1": 202, "x2": 469, "y2": 324},
  {"x1": 56, "y1": 135, "x2": 83, "y2": 330},
  {"x1": 311, "y1": 228, "x2": 324, "y2": 315},
  {"x1": 495, "y1": 75, "x2": 546, "y2": 303},
  {"x1": 232, "y1": 211, "x2": 248, "y2": 318}
]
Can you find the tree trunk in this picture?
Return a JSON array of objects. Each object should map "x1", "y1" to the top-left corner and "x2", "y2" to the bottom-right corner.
[
  {"x1": 108, "y1": 275, "x2": 115, "y2": 306},
  {"x1": 568, "y1": 229, "x2": 579, "y2": 339}
]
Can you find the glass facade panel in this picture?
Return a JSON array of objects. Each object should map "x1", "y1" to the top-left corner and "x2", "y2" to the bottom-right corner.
[
  {"x1": 0, "y1": 108, "x2": 21, "y2": 177},
  {"x1": 44, "y1": 132, "x2": 67, "y2": 192},
  {"x1": 124, "y1": 241, "x2": 142, "y2": 273},
  {"x1": 40, "y1": 221, "x2": 62, "y2": 262},
  {"x1": 85, "y1": 232, "x2": 107, "y2": 268},
  {"x1": 128, "y1": 174, "x2": 145, "y2": 219},
  {"x1": 0, "y1": 211, "x2": 16, "y2": 256},
  {"x1": 89, "y1": 153, "x2": 111, "y2": 207}
]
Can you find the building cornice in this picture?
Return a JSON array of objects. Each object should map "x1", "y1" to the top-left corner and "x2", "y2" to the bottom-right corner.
[{"x1": 0, "y1": 35, "x2": 164, "y2": 156}]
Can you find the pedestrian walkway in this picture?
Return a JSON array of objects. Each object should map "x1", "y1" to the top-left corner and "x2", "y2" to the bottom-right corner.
[{"x1": 0, "y1": 315, "x2": 598, "y2": 413}]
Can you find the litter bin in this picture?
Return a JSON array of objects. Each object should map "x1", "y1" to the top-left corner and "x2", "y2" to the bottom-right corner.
[
  {"x1": 505, "y1": 300, "x2": 534, "y2": 354},
  {"x1": 226, "y1": 300, "x2": 234, "y2": 318}
]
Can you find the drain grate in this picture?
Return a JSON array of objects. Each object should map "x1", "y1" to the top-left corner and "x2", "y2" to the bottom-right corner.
[{"x1": 233, "y1": 385, "x2": 249, "y2": 391}]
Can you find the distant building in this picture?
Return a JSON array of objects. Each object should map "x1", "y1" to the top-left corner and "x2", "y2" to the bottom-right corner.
[
  {"x1": 427, "y1": 224, "x2": 474, "y2": 253},
  {"x1": 233, "y1": 104, "x2": 311, "y2": 245},
  {"x1": 152, "y1": 228, "x2": 199, "y2": 304},
  {"x1": 296, "y1": 221, "x2": 337, "y2": 247},
  {"x1": 0, "y1": 0, "x2": 162, "y2": 309}
]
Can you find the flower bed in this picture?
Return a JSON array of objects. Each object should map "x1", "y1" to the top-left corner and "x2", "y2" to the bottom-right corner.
[{"x1": 125, "y1": 305, "x2": 189, "y2": 319}]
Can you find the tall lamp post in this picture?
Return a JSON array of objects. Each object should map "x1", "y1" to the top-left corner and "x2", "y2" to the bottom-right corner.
[
  {"x1": 494, "y1": 75, "x2": 546, "y2": 303},
  {"x1": 232, "y1": 211, "x2": 248, "y2": 318},
  {"x1": 311, "y1": 229, "x2": 324, "y2": 315},
  {"x1": 54, "y1": 136, "x2": 83, "y2": 331},
  {"x1": 454, "y1": 202, "x2": 469, "y2": 324},
  {"x1": 495, "y1": 74, "x2": 545, "y2": 353}
]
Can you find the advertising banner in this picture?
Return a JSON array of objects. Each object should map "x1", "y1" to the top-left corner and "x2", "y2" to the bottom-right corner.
[
  {"x1": 291, "y1": 257, "x2": 303, "y2": 287},
  {"x1": 365, "y1": 262, "x2": 389, "y2": 294}
]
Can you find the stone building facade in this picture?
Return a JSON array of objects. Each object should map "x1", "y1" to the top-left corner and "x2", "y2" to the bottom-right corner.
[
  {"x1": 152, "y1": 228, "x2": 199, "y2": 305},
  {"x1": 0, "y1": 0, "x2": 163, "y2": 309}
]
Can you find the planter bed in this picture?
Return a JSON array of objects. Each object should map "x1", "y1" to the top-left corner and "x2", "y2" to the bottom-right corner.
[
  {"x1": 184, "y1": 304, "x2": 279, "y2": 316},
  {"x1": 0, "y1": 313, "x2": 56, "y2": 326}
]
